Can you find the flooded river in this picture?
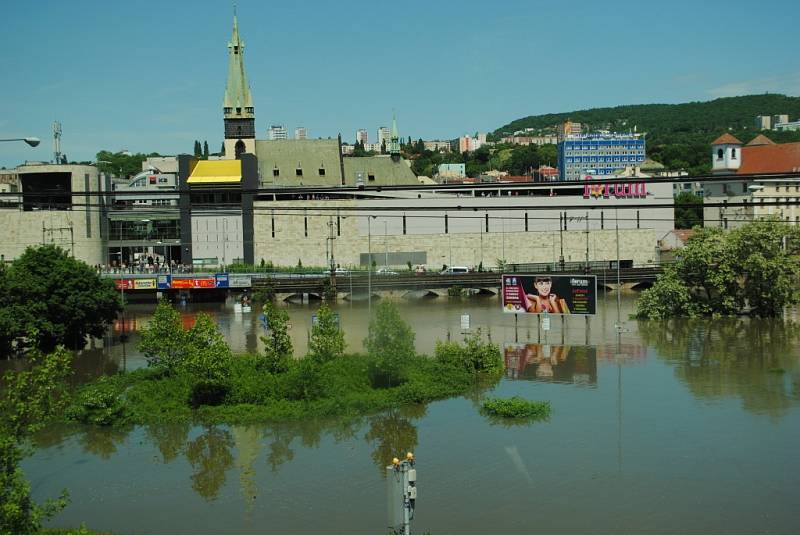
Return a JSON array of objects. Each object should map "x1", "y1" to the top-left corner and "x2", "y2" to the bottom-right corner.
[{"x1": 19, "y1": 293, "x2": 800, "y2": 534}]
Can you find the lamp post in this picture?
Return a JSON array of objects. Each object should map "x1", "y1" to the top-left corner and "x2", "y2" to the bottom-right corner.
[
  {"x1": 368, "y1": 215, "x2": 374, "y2": 316},
  {"x1": 384, "y1": 220, "x2": 389, "y2": 269},
  {"x1": 0, "y1": 137, "x2": 40, "y2": 147}
]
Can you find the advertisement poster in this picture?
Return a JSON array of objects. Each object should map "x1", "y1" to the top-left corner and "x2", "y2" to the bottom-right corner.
[
  {"x1": 502, "y1": 274, "x2": 597, "y2": 315},
  {"x1": 133, "y1": 278, "x2": 157, "y2": 290},
  {"x1": 215, "y1": 273, "x2": 229, "y2": 288},
  {"x1": 171, "y1": 278, "x2": 216, "y2": 289},
  {"x1": 114, "y1": 279, "x2": 134, "y2": 290},
  {"x1": 229, "y1": 275, "x2": 252, "y2": 288},
  {"x1": 157, "y1": 274, "x2": 171, "y2": 290}
]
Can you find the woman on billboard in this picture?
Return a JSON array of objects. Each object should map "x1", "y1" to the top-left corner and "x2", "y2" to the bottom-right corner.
[{"x1": 525, "y1": 276, "x2": 569, "y2": 314}]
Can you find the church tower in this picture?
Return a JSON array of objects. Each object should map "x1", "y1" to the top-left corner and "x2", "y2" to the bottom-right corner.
[
  {"x1": 711, "y1": 133, "x2": 742, "y2": 174},
  {"x1": 390, "y1": 113, "x2": 400, "y2": 161},
  {"x1": 223, "y1": 9, "x2": 256, "y2": 160}
]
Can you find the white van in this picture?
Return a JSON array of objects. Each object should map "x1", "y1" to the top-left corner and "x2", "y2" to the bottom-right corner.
[{"x1": 440, "y1": 266, "x2": 469, "y2": 275}]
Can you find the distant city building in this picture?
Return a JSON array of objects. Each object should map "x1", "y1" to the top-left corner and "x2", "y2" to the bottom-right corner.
[
  {"x1": 536, "y1": 165, "x2": 559, "y2": 181},
  {"x1": 294, "y1": 127, "x2": 307, "y2": 140},
  {"x1": 502, "y1": 135, "x2": 558, "y2": 146},
  {"x1": 267, "y1": 124, "x2": 288, "y2": 140},
  {"x1": 356, "y1": 129, "x2": 368, "y2": 145},
  {"x1": 340, "y1": 144, "x2": 354, "y2": 155},
  {"x1": 142, "y1": 156, "x2": 179, "y2": 174},
  {"x1": 437, "y1": 163, "x2": 466, "y2": 180},
  {"x1": 377, "y1": 127, "x2": 391, "y2": 149},
  {"x1": 772, "y1": 114, "x2": 789, "y2": 128},
  {"x1": 458, "y1": 133, "x2": 486, "y2": 153},
  {"x1": 423, "y1": 140, "x2": 451, "y2": 153},
  {"x1": 755, "y1": 115, "x2": 772, "y2": 130},
  {"x1": 364, "y1": 143, "x2": 382, "y2": 153},
  {"x1": 775, "y1": 119, "x2": 800, "y2": 132},
  {"x1": 557, "y1": 120, "x2": 582, "y2": 141},
  {"x1": 558, "y1": 132, "x2": 646, "y2": 181}
]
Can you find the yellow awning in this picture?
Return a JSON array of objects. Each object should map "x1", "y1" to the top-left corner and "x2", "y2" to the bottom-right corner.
[{"x1": 187, "y1": 160, "x2": 242, "y2": 184}]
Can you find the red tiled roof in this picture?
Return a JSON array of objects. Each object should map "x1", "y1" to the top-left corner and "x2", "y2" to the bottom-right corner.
[
  {"x1": 738, "y1": 142, "x2": 800, "y2": 174},
  {"x1": 711, "y1": 133, "x2": 743, "y2": 145},
  {"x1": 746, "y1": 134, "x2": 775, "y2": 146},
  {"x1": 498, "y1": 175, "x2": 534, "y2": 183}
]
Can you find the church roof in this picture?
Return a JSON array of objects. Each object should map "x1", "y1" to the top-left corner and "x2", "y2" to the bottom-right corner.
[
  {"x1": 746, "y1": 134, "x2": 775, "y2": 146},
  {"x1": 223, "y1": 12, "x2": 254, "y2": 115},
  {"x1": 711, "y1": 133, "x2": 742, "y2": 145},
  {"x1": 344, "y1": 156, "x2": 417, "y2": 186}
]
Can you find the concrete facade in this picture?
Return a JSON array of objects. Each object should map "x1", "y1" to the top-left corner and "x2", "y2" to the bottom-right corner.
[{"x1": 0, "y1": 164, "x2": 104, "y2": 265}]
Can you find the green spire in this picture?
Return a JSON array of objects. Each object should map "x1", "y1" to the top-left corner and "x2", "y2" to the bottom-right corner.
[{"x1": 223, "y1": 8, "x2": 254, "y2": 118}]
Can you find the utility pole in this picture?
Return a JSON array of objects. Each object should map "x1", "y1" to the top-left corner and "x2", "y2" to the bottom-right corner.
[
  {"x1": 387, "y1": 452, "x2": 417, "y2": 535},
  {"x1": 559, "y1": 212, "x2": 565, "y2": 271},
  {"x1": 327, "y1": 216, "x2": 336, "y2": 300}
]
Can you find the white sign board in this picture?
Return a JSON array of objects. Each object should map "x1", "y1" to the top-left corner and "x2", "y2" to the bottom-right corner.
[
  {"x1": 541, "y1": 317, "x2": 551, "y2": 331},
  {"x1": 460, "y1": 314, "x2": 470, "y2": 330}
]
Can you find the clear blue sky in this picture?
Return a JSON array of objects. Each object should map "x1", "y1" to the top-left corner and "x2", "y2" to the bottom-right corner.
[{"x1": 1, "y1": 0, "x2": 799, "y2": 167}]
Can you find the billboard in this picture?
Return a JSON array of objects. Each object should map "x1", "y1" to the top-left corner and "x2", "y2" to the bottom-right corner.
[
  {"x1": 133, "y1": 278, "x2": 157, "y2": 290},
  {"x1": 229, "y1": 275, "x2": 252, "y2": 288},
  {"x1": 171, "y1": 277, "x2": 216, "y2": 289},
  {"x1": 502, "y1": 274, "x2": 597, "y2": 315},
  {"x1": 114, "y1": 279, "x2": 134, "y2": 290}
]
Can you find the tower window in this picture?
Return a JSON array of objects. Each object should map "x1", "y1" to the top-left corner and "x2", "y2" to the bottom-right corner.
[
  {"x1": 236, "y1": 107, "x2": 241, "y2": 114},
  {"x1": 717, "y1": 148, "x2": 723, "y2": 159},
  {"x1": 731, "y1": 148, "x2": 737, "y2": 158},
  {"x1": 272, "y1": 168, "x2": 279, "y2": 177},
  {"x1": 224, "y1": 107, "x2": 232, "y2": 114},
  {"x1": 318, "y1": 168, "x2": 326, "y2": 176},
  {"x1": 368, "y1": 174, "x2": 375, "y2": 181},
  {"x1": 245, "y1": 107, "x2": 254, "y2": 114},
  {"x1": 296, "y1": 168, "x2": 303, "y2": 177}
]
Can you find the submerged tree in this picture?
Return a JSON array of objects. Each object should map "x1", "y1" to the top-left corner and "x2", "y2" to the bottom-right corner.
[
  {"x1": 636, "y1": 219, "x2": 800, "y2": 318},
  {"x1": 1, "y1": 245, "x2": 121, "y2": 356},
  {"x1": 364, "y1": 301, "x2": 416, "y2": 387},
  {"x1": 260, "y1": 302, "x2": 293, "y2": 373},
  {"x1": 139, "y1": 299, "x2": 189, "y2": 374},
  {"x1": 308, "y1": 304, "x2": 345, "y2": 365}
]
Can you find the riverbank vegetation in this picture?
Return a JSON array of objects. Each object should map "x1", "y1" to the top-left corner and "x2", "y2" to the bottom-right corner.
[
  {"x1": 480, "y1": 397, "x2": 551, "y2": 421},
  {"x1": 65, "y1": 301, "x2": 505, "y2": 426},
  {"x1": 635, "y1": 220, "x2": 800, "y2": 319},
  {"x1": 0, "y1": 246, "x2": 120, "y2": 357}
]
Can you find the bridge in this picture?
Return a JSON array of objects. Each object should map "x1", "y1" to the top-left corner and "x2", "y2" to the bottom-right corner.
[{"x1": 103, "y1": 265, "x2": 663, "y2": 298}]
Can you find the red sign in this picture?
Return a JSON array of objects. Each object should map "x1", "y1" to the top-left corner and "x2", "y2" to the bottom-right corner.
[
  {"x1": 583, "y1": 182, "x2": 647, "y2": 199},
  {"x1": 171, "y1": 278, "x2": 216, "y2": 289},
  {"x1": 114, "y1": 279, "x2": 134, "y2": 290}
]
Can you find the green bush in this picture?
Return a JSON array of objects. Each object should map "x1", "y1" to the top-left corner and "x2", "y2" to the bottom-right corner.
[
  {"x1": 308, "y1": 304, "x2": 345, "y2": 365},
  {"x1": 260, "y1": 303, "x2": 293, "y2": 374},
  {"x1": 189, "y1": 381, "x2": 230, "y2": 407},
  {"x1": 481, "y1": 396, "x2": 550, "y2": 419},
  {"x1": 364, "y1": 302, "x2": 415, "y2": 388},
  {"x1": 434, "y1": 330, "x2": 503, "y2": 374},
  {"x1": 66, "y1": 378, "x2": 125, "y2": 425}
]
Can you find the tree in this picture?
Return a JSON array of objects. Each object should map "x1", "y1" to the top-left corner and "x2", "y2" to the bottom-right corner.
[
  {"x1": 139, "y1": 300, "x2": 188, "y2": 374},
  {"x1": 203, "y1": 140, "x2": 209, "y2": 159},
  {"x1": 1, "y1": 348, "x2": 72, "y2": 534},
  {"x1": 183, "y1": 313, "x2": 232, "y2": 385},
  {"x1": 96, "y1": 150, "x2": 149, "y2": 179},
  {"x1": 364, "y1": 301, "x2": 416, "y2": 387},
  {"x1": 380, "y1": 139, "x2": 386, "y2": 154},
  {"x1": 635, "y1": 219, "x2": 800, "y2": 318},
  {"x1": 260, "y1": 302, "x2": 293, "y2": 373},
  {"x1": 674, "y1": 191, "x2": 703, "y2": 229},
  {"x1": 308, "y1": 304, "x2": 345, "y2": 365},
  {"x1": 193, "y1": 140, "x2": 202, "y2": 157},
  {"x1": 1, "y1": 245, "x2": 121, "y2": 355}
]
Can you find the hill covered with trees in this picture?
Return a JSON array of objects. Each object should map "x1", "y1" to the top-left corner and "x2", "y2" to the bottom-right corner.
[{"x1": 494, "y1": 94, "x2": 800, "y2": 175}]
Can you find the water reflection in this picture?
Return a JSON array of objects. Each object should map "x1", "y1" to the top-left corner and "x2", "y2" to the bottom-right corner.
[
  {"x1": 185, "y1": 426, "x2": 235, "y2": 501},
  {"x1": 639, "y1": 317, "x2": 800, "y2": 417},
  {"x1": 504, "y1": 343, "x2": 597, "y2": 385},
  {"x1": 146, "y1": 422, "x2": 191, "y2": 464},
  {"x1": 364, "y1": 406, "x2": 424, "y2": 476}
]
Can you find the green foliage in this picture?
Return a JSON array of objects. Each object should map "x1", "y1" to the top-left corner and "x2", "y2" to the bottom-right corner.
[
  {"x1": 434, "y1": 330, "x2": 503, "y2": 374},
  {"x1": 364, "y1": 301, "x2": 416, "y2": 387},
  {"x1": 1, "y1": 245, "x2": 121, "y2": 355},
  {"x1": 139, "y1": 300, "x2": 188, "y2": 374},
  {"x1": 636, "y1": 220, "x2": 800, "y2": 318},
  {"x1": 183, "y1": 314, "x2": 232, "y2": 384},
  {"x1": 96, "y1": 150, "x2": 151, "y2": 179},
  {"x1": 1, "y1": 348, "x2": 72, "y2": 534},
  {"x1": 674, "y1": 192, "x2": 704, "y2": 229},
  {"x1": 308, "y1": 304, "x2": 345, "y2": 365},
  {"x1": 65, "y1": 377, "x2": 126, "y2": 426},
  {"x1": 481, "y1": 396, "x2": 551, "y2": 420},
  {"x1": 260, "y1": 303, "x2": 293, "y2": 374}
]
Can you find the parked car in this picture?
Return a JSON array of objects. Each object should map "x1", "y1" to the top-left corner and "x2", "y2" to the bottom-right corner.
[
  {"x1": 376, "y1": 267, "x2": 398, "y2": 275},
  {"x1": 440, "y1": 266, "x2": 469, "y2": 275}
]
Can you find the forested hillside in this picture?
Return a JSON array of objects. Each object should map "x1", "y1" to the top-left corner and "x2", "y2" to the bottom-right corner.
[{"x1": 494, "y1": 94, "x2": 800, "y2": 174}]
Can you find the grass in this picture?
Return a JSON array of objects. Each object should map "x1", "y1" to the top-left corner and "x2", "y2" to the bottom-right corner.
[
  {"x1": 64, "y1": 353, "x2": 502, "y2": 426},
  {"x1": 480, "y1": 396, "x2": 551, "y2": 420}
]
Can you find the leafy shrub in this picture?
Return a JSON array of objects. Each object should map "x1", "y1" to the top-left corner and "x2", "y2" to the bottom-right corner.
[
  {"x1": 481, "y1": 396, "x2": 550, "y2": 419},
  {"x1": 139, "y1": 300, "x2": 188, "y2": 374},
  {"x1": 435, "y1": 330, "x2": 503, "y2": 374},
  {"x1": 260, "y1": 302, "x2": 293, "y2": 374},
  {"x1": 66, "y1": 379, "x2": 125, "y2": 425},
  {"x1": 189, "y1": 381, "x2": 231, "y2": 407},
  {"x1": 308, "y1": 304, "x2": 345, "y2": 365}
]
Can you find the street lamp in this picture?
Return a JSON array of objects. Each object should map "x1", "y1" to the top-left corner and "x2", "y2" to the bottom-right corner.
[{"x1": 0, "y1": 137, "x2": 40, "y2": 147}]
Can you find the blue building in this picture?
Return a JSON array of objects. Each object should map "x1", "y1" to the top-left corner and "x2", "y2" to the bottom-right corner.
[{"x1": 558, "y1": 133, "x2": 646, "y2": 181}]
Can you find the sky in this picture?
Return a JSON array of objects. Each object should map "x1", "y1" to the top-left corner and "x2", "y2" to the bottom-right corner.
[{"x1": 1, "y1": 0, "x2": 799, "y2": 168}]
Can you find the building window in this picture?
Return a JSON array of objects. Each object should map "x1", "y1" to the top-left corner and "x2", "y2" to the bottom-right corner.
[
  {"x1": 368, "y1": 174, "x2": 375, "y2": 182},
  {"x1": 731, "y1": 148, "x2": 737, "y2": 159},
  {"x1": 296, "y1": 168, "x2": 303, "y2": 177},
  {"x1": 636, "y1": 210, "x2": 640, "y2": 229},
  {"x1": 524, "y1": 212, "x2": 529, "y2": 232},
  {"x1": 273, "y1": 168, "x2": 279, "y2": 177},
  {"x1": 485, "y1": 213, "x2": 489, "y2": 233},
  {"x1": 601, "y1": 211, "x2": 604, "y2": 229},
  {"x1": 271, "y1": 214, "x2": 275, "y2": 238},
  {"x1": 717, "y1": 148, "x2": 724, "y2": 159},
  {"x1": 304, "y1": 216, "x2": 308, "y2": 237},
  {"x1": 318, "y1": 168, "x2": 326, "y2": 176},
  {"x1": 337, "y1": 216, "x2": 341, "y2": 236},
  {"x1": 402, "y1": 215, "x2": 407, "y2": 235},
  {"x1": 444, "y1": 214, "x2": 449, "y2": 234}
]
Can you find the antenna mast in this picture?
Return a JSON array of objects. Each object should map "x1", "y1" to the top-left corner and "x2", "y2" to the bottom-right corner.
[{"x1": 53, "y1": 121, "x2": 62, "y2": 163}]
